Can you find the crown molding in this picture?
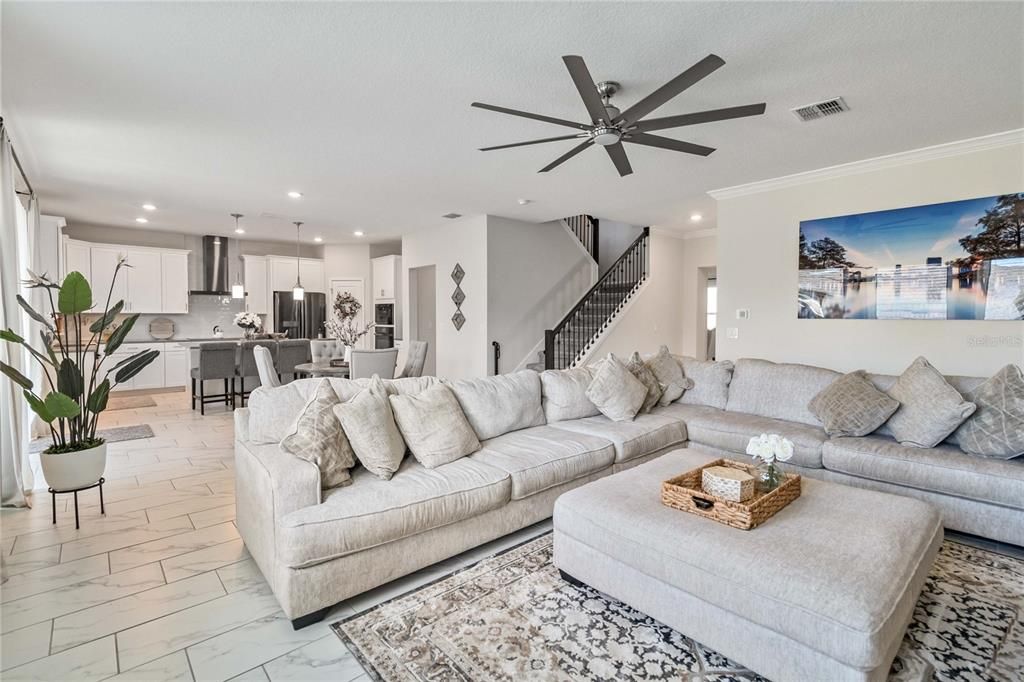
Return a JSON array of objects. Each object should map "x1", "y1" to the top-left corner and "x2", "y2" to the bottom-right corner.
[
  {"x1": 681, "y1": 227, "x2": 717, "y2": 240},
  {"x1": 708, "y1": 128, "x2": 1024, "y2": 200},
  {"x1": 650, "y1": 226, "x2": 717, "y2": 241}
]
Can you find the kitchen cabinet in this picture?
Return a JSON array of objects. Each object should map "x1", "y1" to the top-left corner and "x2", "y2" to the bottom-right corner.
[
  {"x1": 372, "y1": 255, "x2": 401, "y2": 301},
  {"x1": 108, "y1": 343, "x2": 165, "y2": 392},
  {"x1": 64, "y1": 240, "x2": 92, "y2": 282},
  {"x1": 300, "y1": 259, "x2": 325, "y2": 293},
  {"x1": 243, "y1": 255, "x2": 268, "y2": 314},
  {"x1": 270, "y1": 257, "x2": 298, "y2": 294},
  {"x1": 163, "y1": 348, "x2": 188, "y2": 388},
  {"x1": 125, "y1": 249, "x2": 163, "y2": 312},
  {"x1": 90, "y1": 246, "x2": 129, "y2": 306},
  {"x1": 161, "y1": 252, "x2": 189, "y2": 313}
]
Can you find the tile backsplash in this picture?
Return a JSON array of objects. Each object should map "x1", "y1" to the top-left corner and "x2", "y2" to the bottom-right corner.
[{"x1": 116, "y1": 295, "x2": 263, "y2": 341}]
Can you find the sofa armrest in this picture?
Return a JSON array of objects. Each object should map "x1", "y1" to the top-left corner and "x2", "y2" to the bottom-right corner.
[
  {"x1": 235, "y1": 438, "x2": 322, "y2": 518},
  {"x1": 234, "y1": 407, "x2": 251, "y2": 443}
]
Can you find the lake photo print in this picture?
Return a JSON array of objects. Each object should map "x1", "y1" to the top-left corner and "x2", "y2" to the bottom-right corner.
[{"x1": 797, "y1": 193, "x2": 1024, "y2": 320}]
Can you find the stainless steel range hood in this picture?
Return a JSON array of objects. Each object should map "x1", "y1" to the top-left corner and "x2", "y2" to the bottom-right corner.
[{"x1": 189, "y1": 235, "x2": 231, "y2": 295}]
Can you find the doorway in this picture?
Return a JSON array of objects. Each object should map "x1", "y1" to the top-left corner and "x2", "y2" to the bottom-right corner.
[
  {"x1": 408, "y1": 265, "x2": 437, "y2": 377},
  {"x1": 329, "y1": 278, "x2": 367, "y2": 347}
]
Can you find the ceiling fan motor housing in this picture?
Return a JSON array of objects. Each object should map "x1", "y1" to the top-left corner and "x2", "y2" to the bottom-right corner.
[{"x1": 591, "y1": 126, "x2": 623, "y2": 146}]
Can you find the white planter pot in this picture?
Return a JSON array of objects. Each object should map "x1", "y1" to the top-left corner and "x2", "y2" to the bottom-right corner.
[
  {"x1": 344, "y1": 345, "x2": 353, "y2": 363},
  {"x1": 40, "y1": 442, "x2": 107, "y2": 492}
]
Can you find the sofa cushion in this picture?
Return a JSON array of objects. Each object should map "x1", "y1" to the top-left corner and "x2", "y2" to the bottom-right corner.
[
  {"x1": 446, "y1": 370, "x2": 545, "y2": 441},
  {"x1": 657, "y1": 402, "x2": 827, "y2": 469},
  {"x1": 725, "y1": 358, "x2": 839, "y2": 427},
  {"x1": 279, "y1": 379, "x2": 355, "y2": 489},
  {"x1": 885, "y1": 357, "x2": 976, "y2": 448},
  {"x1": 549, "y1": 412, "x2": 687, "y2": 463},
  {"x1": 678, "y1": 357, "x2": 734, "y2": 410},
  {"x1": 278, "y1": 457, "x2": 511, "y2": 568},
  {"x1": 587, "y1": 354, "x2": 647, "y2": 422},
  {"x1": 952, "y1": 364, "x2": 1024, "y2": 460},
  {"x1": 539, "y1": 366, "x2": 600, "y2": 423},
  {"x1": 470, "y1": 425, "x2": 615, "y2": 500},
  {"x1": 389, "y1": 383, "x2": 481, "y2": 468},
  {"x1": 822, "y1": 436, "x2": 1024, "y2": 510},
  {"x1": 808, "y1": 371, "x2": 900, "y2": 437}
]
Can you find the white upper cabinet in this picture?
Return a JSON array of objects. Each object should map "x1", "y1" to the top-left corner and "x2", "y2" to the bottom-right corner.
[
  {"x1": 64, "y1": 240, "x2": 92, "y2": 282},
  {"x1": 243, "y1": 255, "x2": 268, "y2": 314},
  {"x1": 299, "y1": 259, "x2": 325, "y2": 293},
  {"x1": 372, "y1": 255, "x2": 401, "y2": 301},
  {"x1": 90, "y1": 246, "x2": 129, "y2": 306},
  {"x1": 125, "y1": 249, "x2": 162, "y2": 313},
  {"x1": 161, "y1": 252, "x2": 189, "y2": 313},
  {"x1": 269, "y1": 256, "x2": 325, "y2": 294}
]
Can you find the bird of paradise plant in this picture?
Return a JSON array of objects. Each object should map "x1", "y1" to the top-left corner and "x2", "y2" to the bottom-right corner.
[{"x1": 0, "y1": 259, "x2": 160, "y2": 453}]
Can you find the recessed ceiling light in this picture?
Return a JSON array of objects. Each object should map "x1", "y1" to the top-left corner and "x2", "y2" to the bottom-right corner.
[
  {"x1": 690, "y1": 213, "x2": 702, "y2": 222},
  {"x1": 517, "y1": 198, "x2": 531, "y2": 206},
  {"x1": 235, "y1": 228, "x2": 245, "y2": 234},
  {"x1": 135, "y1": 217, "x2": 148, "y2": 224},
  {"x1": 353, "y1": 230, "x2": 364, "y2": 237},
  {"x1": 142, "y1": 203, "x2": 156, "y2": 211},
  {"x1": 287, "y1": 191, "x2": 303, "y2": 199},
  {"x1": 313, "y1": 236, "x2": 323, "y2": 243}
]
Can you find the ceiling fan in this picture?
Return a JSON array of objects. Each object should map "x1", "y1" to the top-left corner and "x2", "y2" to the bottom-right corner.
[{"x1": 472, "y1": 54, "x2": 765, "y2": 177}]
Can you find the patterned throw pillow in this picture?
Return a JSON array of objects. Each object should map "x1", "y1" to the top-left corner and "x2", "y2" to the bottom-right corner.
[
  {"x1": 645, "y1": 345, "x2": 694, "y2": 406},
  {"x1": 953, "y1": 364, "x2": 1024, "y2": 459},
  {"x1": 279, "y1": 380, "x2": 355, "y2": 489},
  {"x1": 626, "y1": 352, "x2": 663, "y2": 413},
  {"x1": 390, "y1": 384, "x2": 481, "y2": 468},
  {"x1": 885, "y1": 357, "x2": 976, "y2": 448},
  {"x1": 332, "y1": 375, "x2": 407, "y2": 480},
  {"x1": 808, "y1": 371, "x2": 900, "y2": 437},
  {"x1": 586, "y1": 354, "x2": 647, "y2": 422}
]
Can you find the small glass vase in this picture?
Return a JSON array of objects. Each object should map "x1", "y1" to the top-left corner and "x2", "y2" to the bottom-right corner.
[
  {"x1": 757, "y1": 462, "x2": 784, "y2": 493},
  {"x1": 242, "y1": 328, "x2": 257, "y2": 340}
]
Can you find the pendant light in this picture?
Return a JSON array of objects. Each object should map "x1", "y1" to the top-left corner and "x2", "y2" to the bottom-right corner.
[
  {"x1": 292, "y1": 221, "x2": 305, "y2": 301},
  {"x1": 230, "y1": 214, "x2": 245, "y2": 299}
]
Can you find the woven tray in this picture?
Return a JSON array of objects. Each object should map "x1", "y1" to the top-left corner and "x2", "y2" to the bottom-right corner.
[{"x1": 661, "y1": 458, "x2": 801, "y2": 530}]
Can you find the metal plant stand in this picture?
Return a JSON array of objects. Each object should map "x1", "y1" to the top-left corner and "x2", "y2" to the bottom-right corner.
[{"x1": 49, "y1": 478, "x2": 105, "y2": 529}]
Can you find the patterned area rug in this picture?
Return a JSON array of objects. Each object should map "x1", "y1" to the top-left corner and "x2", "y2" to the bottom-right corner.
[
  {"x1": 106, "y1": 394, "x2": 157, "y2": 410},
  {"x1": 332, "y1": 534, "x2": 1024, "y2": 681},
  {"x1": 28, "y1": 425, "x2": 156, "y2": 454}
]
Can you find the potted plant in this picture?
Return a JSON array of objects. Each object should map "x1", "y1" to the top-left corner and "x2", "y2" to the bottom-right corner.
[
  {"x1": 324, "y1": 292, "x2": 374, "y2": 362},
  {"x1": 234, "y1": 311, "x2": 262, "y2": 340},
  {"x1": 0, "y1": 261, "x2": 159, "y2": 491}
]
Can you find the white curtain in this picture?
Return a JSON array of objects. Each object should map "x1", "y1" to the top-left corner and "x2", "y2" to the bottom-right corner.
[{"x1": 0, "y1": 128, "x2": 31, "y2": 507}]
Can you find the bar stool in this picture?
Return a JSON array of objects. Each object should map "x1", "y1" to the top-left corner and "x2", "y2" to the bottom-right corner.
[
  {"x1": 236, "y1": 340, "x2": 278, "y2": 406},
  {"x1": 276, "y1": 339, "x2": 311, "y2": 382},
  {"x1": 190, "y1": 342, "x2": 237, "y2": 415}
]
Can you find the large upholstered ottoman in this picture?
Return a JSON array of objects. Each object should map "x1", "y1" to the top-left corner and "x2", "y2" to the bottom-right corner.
[{"x1": 553, "y1": 448, "x2": 943, "y2": 682}]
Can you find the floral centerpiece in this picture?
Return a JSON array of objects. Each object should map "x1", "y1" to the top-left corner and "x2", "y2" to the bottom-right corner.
[
  {"x1": 0, "y1": 262, "x2": 160, "y2": 490},
  {"x1": 324, "y1": 292, "x2": 374, "y2": 362},
  {"x1": 234, "y1": 311, "x2": 262, "y2": 340},
  {"x1": 746, "y1": 433, "x2": 794, "y2": 492}
]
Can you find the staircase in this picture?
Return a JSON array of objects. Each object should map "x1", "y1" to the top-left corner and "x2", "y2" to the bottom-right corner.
[
  {"x1": 564, "y1": 214, "x2": 599, "y2": 263},
  {"x1": 526, "y1": 226, "x2": 650, "y2": 371}
]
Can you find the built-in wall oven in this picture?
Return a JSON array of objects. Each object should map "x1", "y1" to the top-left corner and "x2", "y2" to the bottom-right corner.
[{"x1": 374, "y1": 303, "x2": 395, "y2": 349}]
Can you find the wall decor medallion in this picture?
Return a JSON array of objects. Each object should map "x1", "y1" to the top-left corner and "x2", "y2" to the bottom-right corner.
[
  {"x1": 451, "y1": 262, "x2": 466, "y2": 330},
  {"x1": 798, "y1": 193, "x2": 1024, "y2": 320}
]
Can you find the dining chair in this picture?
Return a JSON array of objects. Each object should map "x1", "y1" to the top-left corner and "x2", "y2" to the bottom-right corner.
[
  {"x1": 349, "y1": 348, "x2": 399, "y2": 380},
  {"x1": 310, "y1": 339, "x2": 346, "y2": 363},
  {"x1": 276, "y1": 339, "x2": 311, "y2": 382},
  {"x1": 236, "y1": 340, "x2": 278, "y2": 406},
  {"x1": 253, "y1": 345, "x2": 282, "y2": 389},
  {"x1": 190, "y1": 342, "x2": 237, "y2": 415},
  {"x1": 396, "y1": 340, "x2": 429, "y2": 378}
]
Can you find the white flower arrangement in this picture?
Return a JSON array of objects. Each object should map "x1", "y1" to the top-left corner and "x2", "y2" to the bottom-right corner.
[
  {"x1": 746, "y1": 433, "x2": 794, "y2": 491},
  {"x1": 233, "y1": 311, "x2": 262, "y2": 331}
]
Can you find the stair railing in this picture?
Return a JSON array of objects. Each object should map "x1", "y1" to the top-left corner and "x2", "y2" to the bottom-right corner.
[
  {"x1": 544, "y1": 227, "x2": 650, "y2": 370},
  {"x1": 565, "y1": 214, "x2": 600, "y2": 263}
]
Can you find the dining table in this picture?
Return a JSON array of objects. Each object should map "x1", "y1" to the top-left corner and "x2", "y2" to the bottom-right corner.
[{"x1": 294, "y1": 361, "x2": 350, "y2": 378}]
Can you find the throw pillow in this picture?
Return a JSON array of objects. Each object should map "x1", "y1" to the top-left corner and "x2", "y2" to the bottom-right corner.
[
  {"x1": 539, "y1": 366, "x2": 600, "y2": 422},
  {"x1": 953, "y1": 364, "x2": 1024, "y2": 459},
  {"x1": 678, "y1": 357, "x2": 734, "y2": 410},
  {"x1": 332, "y1": 375, "x2": 406, "y2": 480},
  {"x1": 626, "y1": 351, "x2": 663, "y2": 413},
  {"x1": 885, "y1": 356, "x2": 976, "y2": 448},
  {"x1": 280, "y1": 379, "x2": 356, "y2": 488},
  {"x1": 645, "y1": 345, "x2": 694, "y2": 406},
  {"x1": 586, "y1": 353, "x2": 647, "y2": 422},
  {"x1": 390, "y1": 384, "x2": 481, "y2": 467},
  {"x1": 247, "y1": 382, "x2": 315, "y2": 444},
  {"x1": 808, "y1": 371, "x2": 900, "y2": 437}
]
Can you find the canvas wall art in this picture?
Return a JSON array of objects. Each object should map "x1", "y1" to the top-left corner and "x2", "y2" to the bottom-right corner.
[{"x1": 797, "y1": 193, "x2": 1024, "y2": 320}]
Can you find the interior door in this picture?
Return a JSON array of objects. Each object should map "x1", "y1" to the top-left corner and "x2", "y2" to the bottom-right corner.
[{"x1": 329, "y1": 278, "x2": 366, "y2": 346}]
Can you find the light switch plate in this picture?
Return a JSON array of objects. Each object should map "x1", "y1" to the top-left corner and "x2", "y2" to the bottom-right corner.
[
  {"x1": 736, "y1": 309, "x2": 750, "y2": 320},
  {"x1": 726, "y1": 327, "x2": 739, "y2": 339}
]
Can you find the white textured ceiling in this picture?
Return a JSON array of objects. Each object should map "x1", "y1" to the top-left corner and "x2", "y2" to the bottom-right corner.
[{"x1": 3, "y1": 1, "x2": 1022, "y2": 244}]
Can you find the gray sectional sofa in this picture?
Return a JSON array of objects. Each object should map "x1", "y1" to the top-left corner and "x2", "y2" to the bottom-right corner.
[{"x1": 233, "y1": 357, "x2": 1023, "y2": 628}]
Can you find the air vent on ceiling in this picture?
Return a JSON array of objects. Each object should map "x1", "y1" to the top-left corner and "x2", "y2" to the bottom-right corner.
[
  {"x1": 791, "y1": 97, "x2": 849, "y2": 122},
  {"x1": 442, "y1": 212, "x2": 463, "y2": 219}
]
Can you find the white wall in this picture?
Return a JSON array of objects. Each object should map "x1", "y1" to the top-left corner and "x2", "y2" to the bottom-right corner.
[
  {"x1": 323, "y1": 243, "x2": 372, "y2": 302},
  {"x1": 596, "y1": 219, "x2": 644, "y2": 275},
  {"x1": 714, "y1": 138, "x2": 1024, "y2": 377},
  {"x1": 401, "y1": 215, "x2": 489, "y2": 380},
  {"x1": 681, "y1": 234, "x2": 717, "y2": 359},
  {"x1": 486, "y1": 216, "x2": 594, "y2": 372}
]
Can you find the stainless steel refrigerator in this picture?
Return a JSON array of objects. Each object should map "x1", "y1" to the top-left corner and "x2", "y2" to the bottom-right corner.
[{"x1": 273, "y1": 291, "x2": 326, "y2": 339}]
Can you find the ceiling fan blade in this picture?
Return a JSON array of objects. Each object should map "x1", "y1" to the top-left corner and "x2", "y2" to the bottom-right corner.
[
  {"x1": 634, "y1": 103, "x2": 766, "y2": 132},
  {"x1": 615, "y1": 54, "x2": 726, "y2": 125},
  {"x1": 604, "y1": 142, "x2": 633, "y2": 176},
  {"x1": 538, "y1": 139, "x2": 593, "y2": 173},
  {"x1": 562, "y1": 55, "x2": 611, "y2": 124},
  {"x1": 625, "y1": 132, "x2": 715, "y2": 156},
  {"x1": 479, "y1": 134, "x2": 587, "y2": 151},
  {"x1": 471, "y1": 102, "x2": 591, "y2": 131}
]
